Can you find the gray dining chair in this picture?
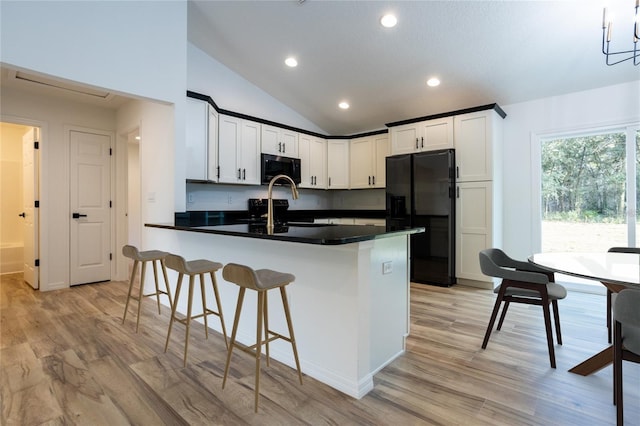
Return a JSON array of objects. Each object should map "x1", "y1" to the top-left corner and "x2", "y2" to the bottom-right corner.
[
  {"x1": 605, "y1": 247, "x2": 640, "y2": 344},
  {"x1": 479, "y1": 248, "x2": 567, "y2": 368},
  {"x1": 613, "y1": 288, "x2": 640, "y2": 426}
]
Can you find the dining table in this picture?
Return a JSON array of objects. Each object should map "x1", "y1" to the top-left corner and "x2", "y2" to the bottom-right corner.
[{"x1": 529, "y1": 251, "x2": 640, "y2": 375}]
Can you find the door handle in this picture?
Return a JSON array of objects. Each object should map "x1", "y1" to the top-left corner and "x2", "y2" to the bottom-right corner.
[
  {"x1": 18, "y1": 212, "x2": 26, "y2": 218},
  {"x1": 72, "y1": 213, "x2": 88, "y2": 219}
]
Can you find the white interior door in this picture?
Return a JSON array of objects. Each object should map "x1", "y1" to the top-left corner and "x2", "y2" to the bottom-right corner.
[
  {"x1": 22, "y1": 128, "x2": 38, "y2": 289},
  {"x1": 69, "y1": 130, "x2": 111, "y2": 285}
]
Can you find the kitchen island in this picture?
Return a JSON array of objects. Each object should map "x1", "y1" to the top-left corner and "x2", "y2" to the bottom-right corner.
[{"x1": 145, "y1": 222, "x2": 423, "y2": 398}]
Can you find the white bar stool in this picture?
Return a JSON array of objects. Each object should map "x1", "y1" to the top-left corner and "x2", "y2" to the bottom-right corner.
[
  {"x1": 221, "y1": 262, "x2": 303, "y2": 412},
  {"x1": 122, "y1": 245, "x2": 173, "y2": 332},
  {"x1": 164, "y1": 254, "x2": 228, "y2": 367}
]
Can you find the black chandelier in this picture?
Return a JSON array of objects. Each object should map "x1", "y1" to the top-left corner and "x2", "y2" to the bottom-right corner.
[{"x1": 602, "y1": 0, "x2": 640, "y2": 65}]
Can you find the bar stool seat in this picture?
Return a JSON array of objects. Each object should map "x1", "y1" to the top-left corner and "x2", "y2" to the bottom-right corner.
[
  {"x1": 122, "y1": 245, "x2": 172, "y2": 332},
  {"x1": 221, "y1": 263, "x2": 303, "y2": 412},
  {"x1": 164, "y1": 254, "x2": 228, "y2": 367}
]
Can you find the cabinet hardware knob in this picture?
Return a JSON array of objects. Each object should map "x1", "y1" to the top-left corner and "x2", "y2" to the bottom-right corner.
[
  {"x1": 415, "y1": 138, "x2": 419, "y2": 149},
  {"x1": 238, "y1": 168, "x2": 241, "y2": 179},
  {"x1": 421, "y1": 136, "x2": 424, "y2": 148},
  {"x1": 368, "y1": 176, "x2": 371, "y2": 185},
  {"x1": 456, "y1": 166, "x2": 459, "y2": 179},
  {"x1": 278, "y1": 142, "x2": 282, "y2": 152},
  {"x1": 372, "y1": 176, "x2": 375, "y2": 185},
  {"x1": 243, "y1": 168, "x2": 246, "y2": 180},
  {"x1": 329, "y1": 177, "x2": 331, "y2": 187},
  {"x1": 283, "y1": 143, "x2": 286, "y2": 153},
  {"x1": 456, "y1": 187, "x2": 460, "y2": 198}
]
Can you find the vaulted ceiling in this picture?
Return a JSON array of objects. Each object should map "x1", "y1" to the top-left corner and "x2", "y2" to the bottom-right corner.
[{"x1": 188, "y1": 0, "x2": 640, "y2": 135}]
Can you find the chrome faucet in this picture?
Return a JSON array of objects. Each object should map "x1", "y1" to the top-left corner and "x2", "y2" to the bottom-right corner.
[{"x1": 267, "y1": 174, "x2": 299, "y2": 234}]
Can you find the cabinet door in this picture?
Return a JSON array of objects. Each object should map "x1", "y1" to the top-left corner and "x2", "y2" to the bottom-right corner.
[
  {"x1": 454, "y1": 111, "x2": 493, "y2": 182},
  {"x1": 261, "y1": 125, "x2": 298, "y2": 158},
  {"x1": 185, "y1": 98, "x2": 208, "y2": 180},
  {"x1": 349, "y1": 137, "x2": 373, "y2": 189},
  {"x1": 390, "y1": 123, "x2": 419, "y2": 155},
  {"x1": 218, "y1": 115, "x2": 241, "y2": 183},
  {"x1": 420, "y1": 117, "x2": 453, "y2": 151},
  {"x1": 310, "y1": 137, "x2": 327, "y2": 188},
  {"x1": 239, "y1": 120, "x2": 261, "y2": 184},
  {"x1": 456, "y1": 181, "x2": 493, "y2": 282},
  {"x1": 206, "y1": 105, "x2": 218, "y2": 182},
  {"x1": 373, "y1": 134, "x2": 389, "y2": 188},
  {"x1": 298, "y1": 134, "x2": 313, "y2": 188},
  {"x1": 280, "y1": 128, "x2": 298, "y2": 158},
  {"x1": 327, "y1": 139, "x2": 349, "y2": 189}
]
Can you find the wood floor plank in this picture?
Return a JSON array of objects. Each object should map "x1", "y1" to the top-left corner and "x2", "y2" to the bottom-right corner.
[{"x1": 2, "y1": 273, "x2": 639, "y2": 425}]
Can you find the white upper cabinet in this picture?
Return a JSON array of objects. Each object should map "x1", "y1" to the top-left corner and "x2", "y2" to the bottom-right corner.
[
  {"x1": 327, "y1": 139, "x2": 350, "y2": 189},
  {"x1": 454, "y1": 110, "x2": 501, "y2": 182},
  {"x1": 185, "y1": 98, "x2": 218, "y2": 181},
  {"x1": 390, "y1": 117, "x2": 453, "y2": 155},
  {"x1": 349, "y1": 134, "x2": 389, "y2": 189},
  {"x1": 218, "y1": 115, "x2": 261, "y2": 185},
  {"x1": 261, "y1": 124, "x2": 299, "y2": 158},
  {"x1": 299, "y1": 133, "x2": 327, "y2": 189}
]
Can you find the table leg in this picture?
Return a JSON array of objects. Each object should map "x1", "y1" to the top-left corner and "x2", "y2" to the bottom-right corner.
[{"x1": 569, "y1": 346, "x2": 613, "y2": 376}]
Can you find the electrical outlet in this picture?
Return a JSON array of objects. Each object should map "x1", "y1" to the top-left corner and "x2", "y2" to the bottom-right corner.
[
  {"x1": 187, "y1": 193, "x2": 194, "y2": 203},
  {"x1": 227, "y1": 195, "x2": 233, "y2": 204},
  {"x1": 382, "y1": 261, "x2": 392, "y2": 274}
]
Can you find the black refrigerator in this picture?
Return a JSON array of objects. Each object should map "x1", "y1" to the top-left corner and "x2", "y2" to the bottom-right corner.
[{"x1": 386, "y1": 149, "x2": 456, "y2": 286}]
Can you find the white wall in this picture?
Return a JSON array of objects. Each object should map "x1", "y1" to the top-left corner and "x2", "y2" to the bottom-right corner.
[
  {"x1": 0, "y1": 87, "x2": 117, "y2": 290},
  {"x1": 501, "y1": 80, "x2": 640, "y2": 259},
  {"x1": 188, "y1": 43, "x2": 326, "y2": 134},
  {"x1": 0, "y1": 123, "x2": 26, "y2": 245}
]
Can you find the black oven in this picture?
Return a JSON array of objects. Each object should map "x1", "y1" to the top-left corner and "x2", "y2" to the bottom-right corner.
[{"x1": 261, "y1": 153, "x2": 301, "y2": 185}]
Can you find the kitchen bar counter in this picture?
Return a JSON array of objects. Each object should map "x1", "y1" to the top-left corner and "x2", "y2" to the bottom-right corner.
[
  {"x1": 145, "y1": 222, "x2": 420, "y2": 399},
  {"x1": 146, "y1": 222, "x2": 423, "y2": 245}
]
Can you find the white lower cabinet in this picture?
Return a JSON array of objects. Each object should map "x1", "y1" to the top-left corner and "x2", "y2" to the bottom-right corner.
[
  {"x1": 456, "y1": 180, "x2": 499, "y2": 287},
  {"x1": 218, "y1": 115, "x2": 261, "y2": 185}
]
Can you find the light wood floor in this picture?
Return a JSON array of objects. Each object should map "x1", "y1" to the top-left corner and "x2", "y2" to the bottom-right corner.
[{"x1": 1, "y1": 273, "x2": 638, "y2": 425}]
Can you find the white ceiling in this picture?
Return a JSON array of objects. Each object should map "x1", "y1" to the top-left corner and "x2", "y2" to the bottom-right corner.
[{"x1": 188, "y1": 0, "x2": 640, "y2": 135}]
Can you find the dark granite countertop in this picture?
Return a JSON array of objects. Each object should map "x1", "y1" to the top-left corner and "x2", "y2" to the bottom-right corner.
[{"x1": 146, "y1": 222, "x2": 423, "y2": 245}]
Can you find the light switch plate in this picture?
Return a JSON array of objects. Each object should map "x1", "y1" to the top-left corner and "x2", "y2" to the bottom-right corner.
[{"x1": 382, "y1": 261, "x2": 392, "y2": 274}]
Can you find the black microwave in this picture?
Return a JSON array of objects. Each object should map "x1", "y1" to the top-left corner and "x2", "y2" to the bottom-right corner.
[{"x1": 261, "y1": 153, "x2": 301, "y2": 185}]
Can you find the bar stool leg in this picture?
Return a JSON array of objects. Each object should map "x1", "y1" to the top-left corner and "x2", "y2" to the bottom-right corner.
[
  {"x1": 210, "y1": 271, "x2": 229, "y2": 349},
  {"x1": 184, "y1": 274, "x2": 195, "y2": 367},
  {"x1": 223, "y1": 287, "x2": 246, "y2": 388},
  {"x1": 122, "y1": 259, "x2": 139, "y2": 323},
  {"x1": 160, "y1": 259, "x2": 173, "y2": 308},
  {"x1": 281, "y1": 286, "x2": 303, "y2": 384},
  {"x1": 135, "y1": 261, "x2": 148, "y2": 332},
  {"x1": 255, "y1": 291, "x2": 265, "y2": 412},
  {"x1": 264, "y1": 291, "x2": 270, "y2": 367},
  {"x1": 151, "y1": 260, "x2": 162, "y2": 314},
  {"x1": 200, "y1": 273, "x2": 209, "y2": 339},
  {"x1": 165, "y1": 273, "x2": 184, "y2": 353}
]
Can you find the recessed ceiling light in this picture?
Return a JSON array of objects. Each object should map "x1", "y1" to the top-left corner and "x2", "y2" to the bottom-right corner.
[
  {"x1": 380, "y1": 14, "x2": 397, "y2": 28},
  {"x1": 285, "y1": 57, "x2": 298, "y2": 67},
  {"x1": 339, "y1": 101, "x2": 350, "y2": 109},
  {"x1": 427, "y1": 77, "x2": 441, "y2": 87}
]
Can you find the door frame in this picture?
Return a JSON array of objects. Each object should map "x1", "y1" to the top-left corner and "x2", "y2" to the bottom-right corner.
[
  {"x1": 1, "y1": 114, "x2": 47, "y2": 289},
  {"x1": 65, "y1": 125, "x2": 116, "y2": 285}
]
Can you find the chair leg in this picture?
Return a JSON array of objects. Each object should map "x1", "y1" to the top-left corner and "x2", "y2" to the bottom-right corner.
[
  {"x1": 482, "y1": 287, "x2": 506, "y2": 349},
  {"x1": 614, "y1": 321, "x2": 623, "y2": 426},
  {"x1": 165, "y1": 273, "x2": 184, "y2": 353},
  {"x1": 200, "y1": 273, "x2": 209, "y2": 339},
  {"x1": 280, "y1": 286, "x2": 303, "y2": 385},
  {"x1": 135, "y1": 261, "x2": 147, "y2": 333},
  {"x1": 223, "y1": 287, "x2": 245, "y2": 389},
  {"x1": 541, "y1": 294, "x2": 556, "y2": 368},
  {"x1": 254, "y1": 291, "x2": 265, "y2": 412},
  {"x1": 607, "y1": 289, "x2": 612, "y2": 344},
  {"x1": 552, "y1": 300, "x2": 562, "y2": 345},
  {"x1": 122, "y1": 259, "x2": 139, "y2": 323},
  {"x1": 496, "y1": 301, "x2": 510, "y2": 330},
  {"x1": 210, "y1": 272, "x2": 228, "y2": 349}
]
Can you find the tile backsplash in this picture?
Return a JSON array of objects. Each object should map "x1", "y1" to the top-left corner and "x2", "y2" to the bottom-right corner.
[{"x1": 186, "y1": 183, "x2": 384, "y2": 211}]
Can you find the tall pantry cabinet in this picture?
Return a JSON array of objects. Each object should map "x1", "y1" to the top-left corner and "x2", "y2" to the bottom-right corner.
[{"x1": 454, "y1": 109, "x2": 503, "y2": 288}]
